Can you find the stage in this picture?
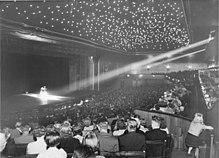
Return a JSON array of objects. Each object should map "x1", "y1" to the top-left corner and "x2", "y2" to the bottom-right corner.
[{"x1": 1, "y1": 90, "x2": 97, "y2": 113}]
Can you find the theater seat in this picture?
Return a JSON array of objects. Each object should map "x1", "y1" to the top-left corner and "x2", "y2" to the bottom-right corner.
[
  {"x1": 100, "y1": 151, "x2": 146, "y2": 158},
  {"x1": 15, "y1": 144, "x2": 28, "y2": 156},
  {"x1": 15, "y1": 154, "x2": 38, "y2": 158},
  {"x1": 145, "y1": 140, "x2": 166, "y2": 158},
  {"x1": 165, "y1": 134, "x2": 174, "y2": 158}
]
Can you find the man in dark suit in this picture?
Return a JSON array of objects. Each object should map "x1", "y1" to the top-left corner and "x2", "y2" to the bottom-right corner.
[
  {"x1": 145, "y1": 116, "x2": 167, "y2": 157},
  {"x1": 96, "y1": 117, "x2": 119, "y2": 153},
  {"x1": 118, "y1": 119, "x2": 146, "y2": 151},
  {"x1": 7, "y1": 122, "x2": 23, "y2": 156},
  {"x1": 58, "y1": 126, "x2": 81, "y2": 153}
]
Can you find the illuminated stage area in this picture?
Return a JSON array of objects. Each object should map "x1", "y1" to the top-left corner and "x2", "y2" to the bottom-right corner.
[{"x1": 1, "y1": 92, "x2": 71, "y2": 113}]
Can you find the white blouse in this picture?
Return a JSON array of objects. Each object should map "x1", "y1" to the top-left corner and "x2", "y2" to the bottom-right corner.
[
  {"x1": 36, "y1": 147, "x2": 67, "y2": 158},
  {"x1": 188, "y1": 122, "x2": 213, "y2": 137}
]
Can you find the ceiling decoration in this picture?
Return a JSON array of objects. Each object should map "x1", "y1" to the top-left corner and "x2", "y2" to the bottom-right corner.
[{"x1": 1, "y1": 0, "x2": 190, "y2": 53}]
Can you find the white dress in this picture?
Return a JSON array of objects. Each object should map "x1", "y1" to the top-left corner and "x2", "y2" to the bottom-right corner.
[
  {"x1": 36, "y1": 147, "x2": 67, "y2": 158},
  {"x1": 26, "y1": 136, "x2": 47, "y2": 154}
]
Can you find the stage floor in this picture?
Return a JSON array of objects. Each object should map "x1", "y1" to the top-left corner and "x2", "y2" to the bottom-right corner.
[{"x1": 1, "y1": 90, "x2": 96, "y2": 113}]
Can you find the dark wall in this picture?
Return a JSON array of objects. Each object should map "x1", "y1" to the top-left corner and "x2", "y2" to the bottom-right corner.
[{"x1": 1, "y1": 53, "x2": 69, "y2": 101}]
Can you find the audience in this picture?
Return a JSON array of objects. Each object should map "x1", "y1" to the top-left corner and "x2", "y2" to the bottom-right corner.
[{"x1": 1, "y1": 70, "x2": 205, "y2": 157}]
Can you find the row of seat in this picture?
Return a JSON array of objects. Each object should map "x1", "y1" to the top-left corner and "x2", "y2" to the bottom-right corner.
[{"x1": 12, "y1": 135, "x2": 173, "y2": 158}]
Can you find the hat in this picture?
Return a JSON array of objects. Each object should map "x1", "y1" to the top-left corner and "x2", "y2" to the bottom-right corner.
[
  {"x1": 21, "y1": 125, "x2": 30, "y2": 133},
  {"x1": 152, "y1": 115, "x2": 161, "y2": 123},
  {"x1": 15, "y1": 122, "x2": 22, "y2": 128},
  {"x1": 33, "y1": 126, "x2": 46, "y2": 137},
  {"x1": 60, "y1": 127, "x2": 72, "y2": 137},
  {"x1": 54, "y1": 123, "x2": 62, "y2": 130},
  {"x1": 97, "y1": 117, "x2": 108, "y2": 124},
  {"x1": 63, "y1": 121, "x2": 71, "y2": 127},
  {"x1": 116, "y1": 119, "x2": 126, "y2": 130},
  {"x1": 73, "y1": 125, "x2": 82, "y2": 132}
]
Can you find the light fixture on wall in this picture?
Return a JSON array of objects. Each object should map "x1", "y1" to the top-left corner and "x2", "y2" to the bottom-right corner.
[
  {"x1": 166, "y1": 65, "x2": 170, "y2": 71},
  {"x1": 146, "y1": 65, "x2": 151, "y2": 71},
  {"x1": 139, "y1": 74, "x2": 143, "y2": 78},
  {"x1": 188, "y1": 65, "x2": 192, "y2": 70},
  {"x1": 13, "y1": 31, "x2": 57, "y2": 43}
]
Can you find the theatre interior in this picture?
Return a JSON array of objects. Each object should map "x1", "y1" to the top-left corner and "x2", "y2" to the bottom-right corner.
[{"x1": 0, "y1": 0, "x2": 218, "y2": 158}]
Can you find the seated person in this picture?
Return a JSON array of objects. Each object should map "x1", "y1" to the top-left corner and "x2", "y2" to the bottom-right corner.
[
  {"x1": 14, "y1": 125, "x2": 34, "y2": 144},
  {"x1": 9, "y1": 122, "x2": 22, "y2": 140},
  {"x1": 118, "y1": 119, "x2": 146, "y2": 151},
  {"x1": 0, "y1": 128, "x2": 10, "y2": 153},
  {"x1": 26, "y1": 126, "x2": 47, "y2": 155},
  {"x1": 82, "y1": 118, "x2": 94, "y2": 137},
  {"x1": 113, "y1": 119, "x2": 126, "y2": 136},
  {"x1": 145, "y1": 116, "x2": 167, "y2": 140},
  {"x1": 73, "y1": 125, "x2": 83, "y2": 144},
  {"x1": 145, "y1": 115, "x2": 167, "y2": 157},
  {"x1": 58, "y1": 126, "x2": 80, "y2": 153},
  {"x1": 7, "y1": 122, "x2": 23, "y2": 156},
  {"x1": 83, "y1": 131, "x2": 99, "y2": 154},
  {"x1": 37, "y1": 130, "x2": 67, "y2": 158},
  {"x1": 159, "y1": 117, "x2": 169, "y2": 134},
  {"x1": 96, "y1": 117, "x2": 119, "y2": 153},
  {"x1": 72, "y1": 145, "x2": 95, "y2": 158}
]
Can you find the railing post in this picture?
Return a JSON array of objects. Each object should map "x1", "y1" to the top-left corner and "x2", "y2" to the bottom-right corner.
[
  {"x1": 196, "y1": 148, "x2": 199, "y2": 158},
  {"x1": 210, "y1": 134, "x2": 214, "y2": 158}
]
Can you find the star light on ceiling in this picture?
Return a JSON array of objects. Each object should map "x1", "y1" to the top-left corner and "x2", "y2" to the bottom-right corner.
[{"x1": 1, "y1": 0, "x2": 190, "y2": 53}]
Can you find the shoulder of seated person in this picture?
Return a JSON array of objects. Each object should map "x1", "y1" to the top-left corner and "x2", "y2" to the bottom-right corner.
[{"x1": 96, "y1": 156, "x2": 106, "y2": 158}]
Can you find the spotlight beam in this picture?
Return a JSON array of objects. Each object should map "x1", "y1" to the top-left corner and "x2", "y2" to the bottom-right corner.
[
  {"x1": 149, "y1": 49, "x2": 206, "y2": 68},
  {"x1": 56, "y1": 37, "x2": 213, "y2": 95}
]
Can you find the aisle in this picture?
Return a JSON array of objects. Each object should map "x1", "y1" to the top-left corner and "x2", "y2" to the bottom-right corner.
[
  {"x1": 184, "y1": 84, "x2": 207, "y2": 119},
  {"x1": 183, "y1": 86, "x2": 197, "y2": 119}
]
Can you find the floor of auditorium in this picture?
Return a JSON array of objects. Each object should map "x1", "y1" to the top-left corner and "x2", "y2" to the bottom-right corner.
[{"x1": 172, "y1": 149, "x2": 188, "y2": 158}]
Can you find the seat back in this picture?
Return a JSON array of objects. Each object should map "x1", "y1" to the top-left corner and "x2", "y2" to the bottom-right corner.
[
  {"x1": 100, "y1": 151, "x2": 146, "y2": 158},
  {"x1": 15, "y1": 144, "x2": 28, "y2": 156},
  {"x1": 165, "y1": 134, "x2": 174, "y2": 158},
  {"x1": 15, "y1": 154, "x2": 38, "y2": 158},
  {"x1": 145, "y1": 140, "x2": 166, "y2": 158},
  {"x1": 67, "y1": 153, "x2": 73, "y2": 158}
]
